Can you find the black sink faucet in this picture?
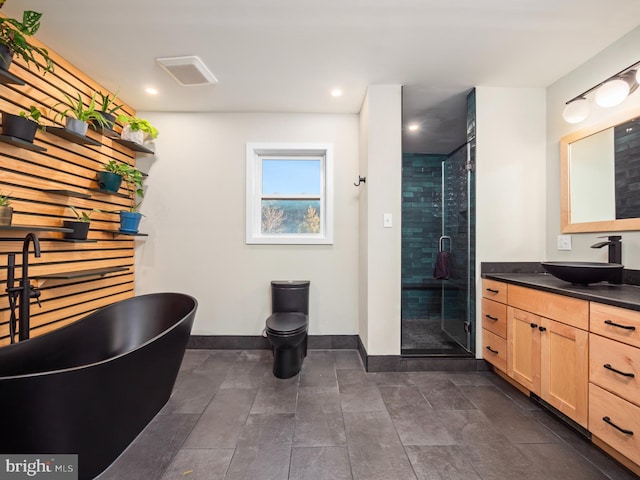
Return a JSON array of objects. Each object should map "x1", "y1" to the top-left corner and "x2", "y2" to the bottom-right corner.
[
  {"x1": 590, "y1": 235, "x2": 622, "y2": 264},
  {"x1": 591, "y1": 235, "x2": 622, "y2": 284},
  {"x1": 18, "y1": 233, "x2": 42, "y2": 341}
]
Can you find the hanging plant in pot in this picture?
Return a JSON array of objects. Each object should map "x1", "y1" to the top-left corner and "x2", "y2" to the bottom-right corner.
[
  {"x1": 118, "y1": 164, "x2": 145, "y2": 233},
  {"x1": 63, "y1": 206, "x2": 97, "y2": 240},
  {"x1": 53, "y1": 92, "x2": 110, "y2": 136},
  {"x1": 1, "y1": 106, "x2": 45, "y2": 143},
  {"x1": 0, "y1": 191, "x2": 13, "y2": 226},
  {"x1": 117, "y1": 115, "x2": 158, "y2": 145},
  {"x1": 0, "y1": 10, "x2": 54, "y2": 74}
]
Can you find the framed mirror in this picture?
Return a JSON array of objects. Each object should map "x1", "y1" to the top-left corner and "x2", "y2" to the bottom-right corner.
[{"x1": 561, "y1": 105, "x2": 640, "y2": 233}]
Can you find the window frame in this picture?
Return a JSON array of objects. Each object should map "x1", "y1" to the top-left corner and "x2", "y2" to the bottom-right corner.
[{"x1": 246, "y1": 142, "x2": 334, "y2": 245}]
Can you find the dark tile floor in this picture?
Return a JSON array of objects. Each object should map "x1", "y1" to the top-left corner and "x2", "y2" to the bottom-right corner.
[{"x1": 98, "y1": 349, "x2": 638, "y2": 480}]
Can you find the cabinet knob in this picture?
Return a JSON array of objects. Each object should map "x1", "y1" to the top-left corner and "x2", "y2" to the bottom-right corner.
[
  {"x1": 530, "y1": 323, "x2": 538, "y2": 329},
  {"x1": 538, "y1": 326, "x2": 547, "y2": 332}
]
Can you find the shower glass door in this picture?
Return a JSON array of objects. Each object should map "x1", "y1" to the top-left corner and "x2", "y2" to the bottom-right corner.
[{"x1": 440, "y1": 142, "x2": 475, "y2": 353}]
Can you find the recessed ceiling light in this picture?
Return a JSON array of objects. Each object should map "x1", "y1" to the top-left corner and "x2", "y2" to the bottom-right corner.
[
  {"x1": 408, "y1": 123, "x2": 419, "y2": 131},
  {"x1": 145, "y1": 87, "x2": 158, "y2": 95},
  {"x1": 331, "y1": 88, "x2": 343, "y2": 97}
]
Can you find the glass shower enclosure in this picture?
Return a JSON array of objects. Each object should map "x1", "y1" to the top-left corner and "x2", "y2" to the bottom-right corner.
[{"x1": 401, "y1": 142, "x2": 475, "y2": 356}]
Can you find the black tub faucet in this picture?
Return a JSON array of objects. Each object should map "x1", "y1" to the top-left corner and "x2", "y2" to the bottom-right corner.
[{"x1": 18, "y1": 233, "x2": 42, "y2": 341}]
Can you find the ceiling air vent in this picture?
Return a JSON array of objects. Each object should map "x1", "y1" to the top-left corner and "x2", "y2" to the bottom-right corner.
[{"x1": 156, "y1": 56, "x2": 218, "y2": 86}]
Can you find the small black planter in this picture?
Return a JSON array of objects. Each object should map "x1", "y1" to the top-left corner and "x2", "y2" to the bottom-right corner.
[
  {"x1": 2, "y1": 112, "x2": 38, "y2": 143},
  {"x1": 0, "y1": 44, "x2": 13, "y2": 71},
  {"x1": 63, "y1": 221, "x2": 90, "y2": 240}
]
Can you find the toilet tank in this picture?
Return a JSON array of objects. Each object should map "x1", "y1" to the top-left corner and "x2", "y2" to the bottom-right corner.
[{"x1": 271, "y1": 281, "x2": 310, "y2": 314}]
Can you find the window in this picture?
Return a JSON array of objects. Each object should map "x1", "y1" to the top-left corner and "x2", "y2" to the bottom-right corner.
[{"x1": 246, "y1": 143, "x2": 333, "y2": 244}]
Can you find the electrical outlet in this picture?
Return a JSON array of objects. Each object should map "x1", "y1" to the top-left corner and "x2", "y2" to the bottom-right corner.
[{"x1": 557, "y1": 234, "x2": 572, "y2": 251}]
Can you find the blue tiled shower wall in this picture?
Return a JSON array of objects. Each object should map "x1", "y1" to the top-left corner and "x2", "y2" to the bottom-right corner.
[{"x1": 401, "y1": 153, "x2": 446, "y2": 320}]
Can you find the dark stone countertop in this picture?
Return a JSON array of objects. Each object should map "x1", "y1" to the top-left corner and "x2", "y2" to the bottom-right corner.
[{"x1": 482, "y1": 272, "x2": 640, "y2": 312}]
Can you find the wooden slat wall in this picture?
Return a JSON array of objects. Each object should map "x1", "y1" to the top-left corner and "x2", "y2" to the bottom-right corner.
[{"x1": 0, "y1": 22, "x2": 143, "y2": 346}]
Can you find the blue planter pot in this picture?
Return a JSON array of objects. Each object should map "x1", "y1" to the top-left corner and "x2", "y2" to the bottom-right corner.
[
  {"x1": 120, "y1": 211, "x2": 142, "y2": 233},
  {"x1": 97, "y1": 171, "x2": 123, "y2": 192}
]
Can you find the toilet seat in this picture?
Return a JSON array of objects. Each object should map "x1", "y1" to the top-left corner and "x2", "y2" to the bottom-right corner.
[{"x1": 266, "y1": 312, "x2": 307, "y2": 336}]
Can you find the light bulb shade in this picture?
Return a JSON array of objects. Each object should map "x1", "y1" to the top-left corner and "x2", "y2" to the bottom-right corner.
[
  {"x1": 562, "y1": 99, "x2": 590, "y2": 124},
  {"x1": 636, "y1": 69, "x2": 640, "y2": 85},
  {"x1": 595, "y1": 78, "x2": 630, "y2": 107}
]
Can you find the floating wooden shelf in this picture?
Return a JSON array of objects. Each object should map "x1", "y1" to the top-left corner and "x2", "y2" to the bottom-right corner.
[
  {"x1": 43, "y1": 189, "x2": 92, "y2": 199},
  {"x1": 0, "y1": 224, "x2": 73, "y2": 233},
  {"x1": 47, "y1": 127, "x2": 101, "y2": 146},
  {"x1": 0, "y1": 68, "x2": 26, "y2": 86},
  {"x1": 113, "y1": 138, "x2": 155, "y2": 154},
  {"x1": 0, "y1": 135, "x2": 47, "y2": 152},
  {"x1": 34, "y1": 266, "x2": 129, "y2": 280}
]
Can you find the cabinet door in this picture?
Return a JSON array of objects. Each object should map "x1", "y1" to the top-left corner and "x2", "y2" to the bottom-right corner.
[
  {"x1": 507, "y1": 307, "x2": 540, "y2": 393},
  {"x1": 540, "y1": 318, "x2": 588, "y2": 428}
]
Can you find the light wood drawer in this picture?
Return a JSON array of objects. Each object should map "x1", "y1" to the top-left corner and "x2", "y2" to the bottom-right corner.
[
  {"x1": 590, "y1": 333, "x2": 640, "y2": 407},
  {"x1": 508, "y1": 284, "x2": 588, "y2": 330},
  {"x1": 482, "y1": 279, "x2": 507, "y2": 304},
  {"x1": 482, "y1": 298, "x2": 507, "y2": 338},
  {"x1": 590, "y1": 303, "x2": 640, "y2": 349},
  {"x1": 589, "y1": 382, "x2": 640, "y2": 466},
  {"x1": 482, "y1": 328, "x2": 507, "y2": 372}
]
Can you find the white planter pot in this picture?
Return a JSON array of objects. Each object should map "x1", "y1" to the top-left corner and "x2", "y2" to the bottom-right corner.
[{"x1": 121, "y1": 125, "x2": 144, "y2": 145}]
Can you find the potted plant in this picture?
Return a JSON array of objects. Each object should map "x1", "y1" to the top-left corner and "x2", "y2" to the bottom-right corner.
[
  {"x1": 95, "y1": 90, "x2": 123, "y2": 129},
  {"x1": 117, "y1": 115, "x2": 158, "y2": 145},
  {"x1": 0, "y1": 10, "x2": 54, "y2": 74},
  {"x1": 1, "y1": 106, "x2": 44, "y2": 142},
  {"x1": 0, "y1": 191, "x2": 12, "y2": 226},
  {"x1": 119, "y1": 165, "x2": 145, "y2": 233},
  {"x1": 53, "y1": 92, "x2": 110, "y2": 136},
  {"x1": 63, "y1": 206, "x2": 96, "y2": 240},
  {"x1": 96, "y1": 159, "x2": 130, "y2": 193}
]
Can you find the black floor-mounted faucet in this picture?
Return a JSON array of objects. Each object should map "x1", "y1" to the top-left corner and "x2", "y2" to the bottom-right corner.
[
  {"x1": 5, "y1": 233, "x2": 42, "y2": 342},
  {"x1": 591, "y1": 235, "x2": 622, "y2": 284}
]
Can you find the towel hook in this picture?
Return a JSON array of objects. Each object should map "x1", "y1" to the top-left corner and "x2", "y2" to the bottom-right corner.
[{"x1": 354, "y1": 175, "x2": 366, "y2": 187}]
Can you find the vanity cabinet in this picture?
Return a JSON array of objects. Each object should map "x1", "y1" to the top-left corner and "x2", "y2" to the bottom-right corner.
[
  {"x1": 588, "y1": 302, "x2": 640, "y2": 466},
  {"x1": 481, "y1": 280, "x2": 508, "y2": 372},
  {"x1": 484, "y1": 283, "x2": 589, "y2": 427}
]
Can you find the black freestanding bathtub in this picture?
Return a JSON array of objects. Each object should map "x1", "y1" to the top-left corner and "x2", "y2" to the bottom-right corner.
[{"x1": 0, "y1": 293, "x2": 197, "y2": 480}]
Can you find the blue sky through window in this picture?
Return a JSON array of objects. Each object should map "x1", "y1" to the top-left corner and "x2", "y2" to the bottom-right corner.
[{"x1": 262, "y1": 159, "x2": 321, "y2": 195}]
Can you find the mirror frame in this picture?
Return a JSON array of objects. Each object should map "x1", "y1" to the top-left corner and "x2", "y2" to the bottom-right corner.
[{"x1": 561, "y1": 104, "x2": 640, "y2": 233}]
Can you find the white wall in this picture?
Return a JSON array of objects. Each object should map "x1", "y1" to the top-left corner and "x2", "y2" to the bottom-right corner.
[
  {"x1": 358, "y1": 85, "x2": 403, "y2": 355},
  {"x1": 134, "y1": 112, "x2": 360, "y2": 336},
  {"x1": 546, "y1": 26, "x2": 640, "y2": 267},
  {"x1": 475, "y1": 86, "x2": 547, "y2": 355}
]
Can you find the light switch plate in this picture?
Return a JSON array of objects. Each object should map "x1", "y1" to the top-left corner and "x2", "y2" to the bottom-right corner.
[
  {"x1": 383, "y1": 213, "x2": 392, "y2": 228},
  {"x1": 557, "y1": 234, "x2": 572, "y2": 251}
]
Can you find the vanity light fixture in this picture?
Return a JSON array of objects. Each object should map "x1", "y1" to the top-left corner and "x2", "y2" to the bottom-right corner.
[{"x1": 562, "y1": 60, "x2": 640, "y2": 123}]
